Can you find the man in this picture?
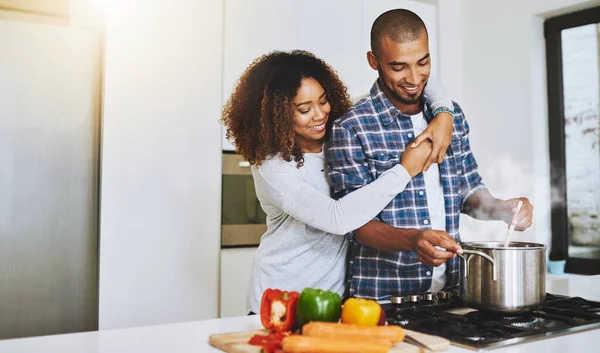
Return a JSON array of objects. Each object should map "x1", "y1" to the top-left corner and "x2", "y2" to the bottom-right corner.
[{"x1": 327, "y1": 9, "x2": 534, "y2": 300}]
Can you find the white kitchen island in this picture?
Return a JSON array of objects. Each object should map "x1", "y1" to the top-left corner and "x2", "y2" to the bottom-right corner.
[{"x1": 0, "y1": 275, "x2": 599, "y2": 353}]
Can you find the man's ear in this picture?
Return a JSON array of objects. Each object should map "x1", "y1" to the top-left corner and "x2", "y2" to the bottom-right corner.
[{"x1": 367, "y1": 51, "x2": 378, "y2": 71}]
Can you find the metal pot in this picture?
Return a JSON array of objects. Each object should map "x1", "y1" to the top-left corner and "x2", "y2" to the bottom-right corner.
[{"x1": 458, "y1": 241, "x2": 546, "y2": 313}]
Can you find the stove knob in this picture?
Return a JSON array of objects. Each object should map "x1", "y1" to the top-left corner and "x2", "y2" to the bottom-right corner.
[
  {"x1": 391, "y1": 296, "x2": 404, "y2": 304},
  {"x1": 423, "y1": 292, "x2": 436, "y2": 301},
  {"x1": 438, "y1": 291, "x2": 449, "y2": 300},
  {"x1": 408, "y1": 295, "x2": 420, "y2": 303}
]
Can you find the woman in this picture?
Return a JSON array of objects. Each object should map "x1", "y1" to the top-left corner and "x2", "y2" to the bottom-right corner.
[{"x1": 221, "y1": 50, "x2": 454, "y2": 314}]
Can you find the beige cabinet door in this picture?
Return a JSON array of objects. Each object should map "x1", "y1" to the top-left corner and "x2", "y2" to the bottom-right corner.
[{"x1": 0, "y1": 0, "x2": 69, "y2": 16}]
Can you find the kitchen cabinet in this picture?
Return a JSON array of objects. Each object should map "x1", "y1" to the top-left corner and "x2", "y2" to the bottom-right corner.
[
  {"x1": 0, "y1": 18, "x2": 101, "y2": 339},
  {"x1": 99, "y1": 0, "x2": 223, "y2": 329},
  {"x1": 220, "y1": 247, "x2": 256, "y2": 317},
  {"x1": 294, "y1": 0, "x2": 436, "y2": 99},
  {"x1": 221, "y1": 0, "x2": 299, "y2": 151},
  {"x1": 220, "y1": 0, "x2": 438, "y2": 114},
  {"x1": 295, "y1": 0, "x2": 363, "y2": 98},
  {"x1": 222, "y1": 130, "x2": 236, "y2": 151},
  {"x1": 222, "y1": 0, "x2": 298, "y2": 103}
]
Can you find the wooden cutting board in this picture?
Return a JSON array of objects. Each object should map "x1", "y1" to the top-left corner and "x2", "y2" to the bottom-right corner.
[{"x1": 209, "y1": 328, "x2": 450, "y2": 353}]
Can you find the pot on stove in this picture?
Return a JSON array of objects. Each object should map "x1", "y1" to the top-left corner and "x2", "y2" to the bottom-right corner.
[{"x1": 458, "y1": 241, "x2": 546, "y2": 313}]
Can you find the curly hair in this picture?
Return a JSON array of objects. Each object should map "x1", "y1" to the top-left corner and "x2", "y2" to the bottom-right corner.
[{"x1": 221, "y1": 50, "x2": 352, "y2": 167}]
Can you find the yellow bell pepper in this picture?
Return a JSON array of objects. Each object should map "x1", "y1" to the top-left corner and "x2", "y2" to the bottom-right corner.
[{"x1": 341, "y1": 298, "x2": 382, "y2": 326}]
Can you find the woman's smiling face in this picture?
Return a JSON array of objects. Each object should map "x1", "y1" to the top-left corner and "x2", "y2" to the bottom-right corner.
[{"x1": 292, "y1": 77, "x2": 331, "y2": 152}]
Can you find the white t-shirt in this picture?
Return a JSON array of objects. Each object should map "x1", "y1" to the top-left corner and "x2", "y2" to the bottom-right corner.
[{"x1": 409, "y1": 112, "x2": 447, "y2": 292}]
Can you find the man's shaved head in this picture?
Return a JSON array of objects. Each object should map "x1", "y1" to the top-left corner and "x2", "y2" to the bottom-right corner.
[{"x1": 370, "y1": 9, "x2": 427, "y2": 56}]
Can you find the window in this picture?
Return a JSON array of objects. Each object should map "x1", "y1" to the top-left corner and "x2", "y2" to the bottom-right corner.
[{"x1": 545, "y1": 6, "x2": 600, "y2": 274}]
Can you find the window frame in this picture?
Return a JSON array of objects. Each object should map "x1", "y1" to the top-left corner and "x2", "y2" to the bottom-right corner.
[{"x1": 545, "y1": 6, "x2": 600, "y2": 275}]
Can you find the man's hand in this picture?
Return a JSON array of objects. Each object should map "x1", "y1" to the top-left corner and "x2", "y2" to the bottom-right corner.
[
  {"x1": 463, "y1": 191, "x2": 534, "y2": 232},
  {"x1": 401, "y1": 139, "x2": 432, "y2": 177},
  {"x1": 411, "y1": 112, "x2": 454, "y2": 172},
  {"x1": 411, "y1": 230, "x2": 463, "y2": 267},
  {"x1": 498, "y1": 197, "x2": 534, "y2": 231}
]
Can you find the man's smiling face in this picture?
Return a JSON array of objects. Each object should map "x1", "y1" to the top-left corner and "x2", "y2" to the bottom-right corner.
[{"x1": 368, "y1": 30, "x2": 431, "y2": 114}]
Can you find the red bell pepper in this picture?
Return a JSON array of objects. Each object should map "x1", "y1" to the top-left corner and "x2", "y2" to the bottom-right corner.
[
  {"x1": 248, "y1": 332, "x2": 290, "y2": 353},
  {"x1": 260, "y1": 288, "x2": 300, "y2": 332}
]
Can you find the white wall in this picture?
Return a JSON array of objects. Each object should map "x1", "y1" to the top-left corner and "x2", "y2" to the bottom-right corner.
[
  {"x1": 437, "y1": 0, "x2": 599, "y2": 246},
  {"x1": 98, "y1": 0, "x2": 223, "y2": 329}
]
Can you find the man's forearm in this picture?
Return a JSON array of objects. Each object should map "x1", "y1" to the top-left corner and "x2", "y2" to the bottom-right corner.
[
  {"x1": 353, "y1": 220, "x2": 419, "y2": 252},
  {"x1": 462, "y1": 188, "x2": 506, "y2": 221}
]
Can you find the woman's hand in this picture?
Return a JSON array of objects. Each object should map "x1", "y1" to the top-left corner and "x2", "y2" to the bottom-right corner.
[
  {"x1": 411, "y1": 111, "x2": 454, "y2": 172},
  {"x1": 401, "y1": 139, "x2": 432, "y2": 178}
]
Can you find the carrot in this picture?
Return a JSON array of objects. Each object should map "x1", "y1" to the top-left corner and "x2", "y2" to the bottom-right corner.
[
  {"x1": 302, "y1": 321, "x2": 406, "y2": 344},
  {"x1": 281, "y1": 335, "x2": 391, "y2": 353}
]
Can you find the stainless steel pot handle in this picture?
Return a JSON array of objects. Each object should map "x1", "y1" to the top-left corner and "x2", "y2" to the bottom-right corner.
[{"x1": 457, "y1": 249, "x2": 497, "y2": 281}]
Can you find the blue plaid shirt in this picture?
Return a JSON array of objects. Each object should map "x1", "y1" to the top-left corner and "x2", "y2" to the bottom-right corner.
[{"x1": 326, "y1": 80, "x2": 486, "y2": 301}]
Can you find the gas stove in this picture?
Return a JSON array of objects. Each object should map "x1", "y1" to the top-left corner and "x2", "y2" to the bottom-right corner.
[{"x1": 383, "y1": 292, "x2": 600, "y2": 351}]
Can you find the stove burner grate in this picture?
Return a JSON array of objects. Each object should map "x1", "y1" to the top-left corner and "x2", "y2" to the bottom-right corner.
[
  {"x1": 449, "y1": 325, "x2": 492, "y2": 342},
  {"x1": 509, "y1": 316, "x2": 541, "y2": 328},
  {"x1": 382, "y1": 293, "x2": 600, "y2": 350}
]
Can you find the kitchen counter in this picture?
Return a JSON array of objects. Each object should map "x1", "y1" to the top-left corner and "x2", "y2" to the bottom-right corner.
[{"x1": 0, "y1": 275, "x2": 599, "y2": 353}]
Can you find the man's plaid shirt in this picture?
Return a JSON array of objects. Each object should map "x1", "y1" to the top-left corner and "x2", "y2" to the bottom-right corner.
[{"x1": 326, "y1": 80, "x2": 487, "y2": 301}]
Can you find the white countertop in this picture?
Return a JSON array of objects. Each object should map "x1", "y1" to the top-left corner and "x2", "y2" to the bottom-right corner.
[{"x1": 0, "y1": 275, "x2": 599, "y2": 353}]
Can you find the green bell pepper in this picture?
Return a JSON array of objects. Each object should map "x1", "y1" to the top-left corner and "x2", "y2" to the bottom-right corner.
[{"x1": 295, "y1": 288, "x2": 342, "y2": 328}]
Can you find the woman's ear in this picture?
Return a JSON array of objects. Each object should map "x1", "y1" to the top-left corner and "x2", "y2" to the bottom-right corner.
[{"x1": 367, "y1": 51, "x2": 379, "y2": 71}]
